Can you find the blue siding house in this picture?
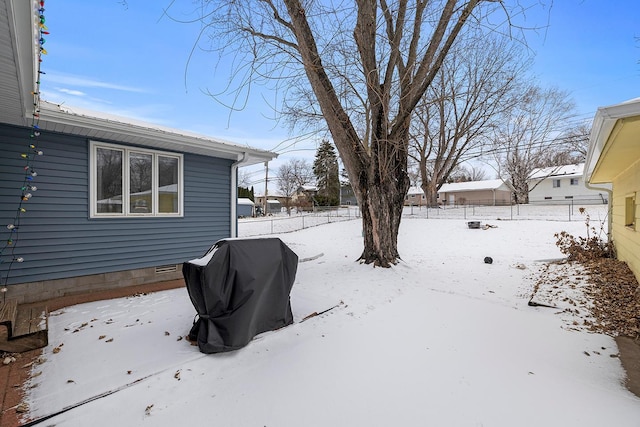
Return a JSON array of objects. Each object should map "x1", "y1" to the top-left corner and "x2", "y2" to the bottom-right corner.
[{"x1": 0, "y1": 0, "x2": 276, "y2": 303}]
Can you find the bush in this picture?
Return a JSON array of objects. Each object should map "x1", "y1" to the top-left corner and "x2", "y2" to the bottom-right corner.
[{"x1": 554, "y1": 208, "x2": 615, "y2": 262}]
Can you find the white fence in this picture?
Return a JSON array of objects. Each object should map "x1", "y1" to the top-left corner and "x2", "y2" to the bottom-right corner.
[
  {"x1": 238, "y1": 207, "x2": 361, "y2": 237},
  {"x1": 402, "y1": 203, "x2": 609, "y2": 222},
  {"x1": 238, "y1": 203, "x2": 610, "y2": 237}
]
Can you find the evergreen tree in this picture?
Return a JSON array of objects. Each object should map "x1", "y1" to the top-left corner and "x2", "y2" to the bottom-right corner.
[
  {"x1": 238, "y1": 186, "x2": 253, "y2": 200},
  {"x1": 313, "y1": 140, "x2": 340, "y2": 206}
]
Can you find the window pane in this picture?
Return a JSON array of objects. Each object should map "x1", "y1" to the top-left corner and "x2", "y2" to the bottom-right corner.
[
  {"x1": 158, "y1": 156, "x2": 179, "y2": 213},
  {"x1": 625, "y1": 195, "x2": 636, "y2": 228},
  {"x1": 96, "y1": 148, "x2": 123, "y2": 213},
  {"x1": 129, "y1": 152, "x2": 153, "y2": 213}
]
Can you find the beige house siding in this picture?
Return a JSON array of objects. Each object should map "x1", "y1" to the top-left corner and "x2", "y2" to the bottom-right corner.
[
  {"x1": 610, "y1": 158, "x2": 640, "y2": 283},
  {"x1": 440, "y1": 189, "x2": 511, "y2": 206},
  {"x1": 586, "y1": 99, "x2": 640, "y2": 284},
  {"x1": 405, "y1": 192, "x2": 427, "y2": 206}
]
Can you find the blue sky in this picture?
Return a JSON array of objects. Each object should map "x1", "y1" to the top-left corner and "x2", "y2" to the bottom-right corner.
[{"x1": 41, "y1": 1, "x2": 639, "y2": 185}]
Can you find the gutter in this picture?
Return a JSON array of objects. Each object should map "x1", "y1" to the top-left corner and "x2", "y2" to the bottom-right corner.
[
  {"x1": 230, "y1": 153, "x2": 248, "y2": 238},
  {"x1": 584, "y1": 104, "x2": 621, "y2": 243},
  {"x1": 8, "y1": 0, "x2": 39, "y2": 126}
]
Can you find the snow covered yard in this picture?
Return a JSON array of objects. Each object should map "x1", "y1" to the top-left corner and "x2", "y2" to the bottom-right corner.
[{"x1": 22, "y1": 211, "x2": 640, "y2": 426}]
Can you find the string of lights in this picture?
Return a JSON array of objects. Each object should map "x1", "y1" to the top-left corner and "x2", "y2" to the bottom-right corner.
[{"x1": 0, "y1": 1, "x2": 47, "y2": 294}]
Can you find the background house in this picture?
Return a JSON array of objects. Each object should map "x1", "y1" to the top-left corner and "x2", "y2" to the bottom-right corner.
[
  {"x1": 528, "y1": 163, "x2": 609, "y2": 205},
  {"x1": 237, "y1": 198, "x2": 255, "y2": 217},
  {"x1": 0, "y1": 0, "x2": 276, "y2": 303},
  {"x1": 405, "y1": 187, "x2": 428, "y2": 207},
  {"x1": 340, "y1": 183, "x2": 358, "y2": 206},
  {"x1": 586, "y1": 98, "x2": 640, "y2": 283},
  {"x1": 254, "y1": 194, "x2": 288, "y2": 214},
  {"x1": 289, "y1": 185, "x2": 317, "y2": 211},
  {"x1": 266, "y1": 199, "x2": 283, "y2": 214},
  {"x1": 438, "y1": 179, "x2": 512, "y2": 206}
]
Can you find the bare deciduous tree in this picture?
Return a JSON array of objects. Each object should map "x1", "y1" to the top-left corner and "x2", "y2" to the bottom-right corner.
[
  {"x1": 492, "y1": 85, "x2": 575, "y2": 203},
  {"x1": 172, "y1": 0, "x2": 533, "y2": 266},
  {"x1": 237, "y1": 169, "x2": 252, "y2": 189},
  {"x1": 558, "y1": 122, "x2": 591, "y2": 163},
  {"x1": 276, "y1": 158, "x2": 313, "y2": 214},
  {"x1": 409, "y1": 32, "x2": 526, "y2": 206},
  {"x1": 449, "y1": 164, "x2": 488, "y2": 182}
]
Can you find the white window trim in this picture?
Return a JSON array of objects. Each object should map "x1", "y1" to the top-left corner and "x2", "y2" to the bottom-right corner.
[
  {"x1": 90, "y1": 141, "x2": 184, "y2": 218},
  {"x1": 625, "y1": 192, "x2": 637, "y2": 230}
]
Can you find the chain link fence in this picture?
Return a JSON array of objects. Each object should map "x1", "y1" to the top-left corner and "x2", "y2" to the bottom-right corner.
[
  {"x1": 402, "y1": 202, "x2": 609, "y2": 222},
  {"x1": 238, "y1": 206, "x2": 361, "y2": 237},
  {"x1": 238, "y1": 203, "x2": 609, "y2": 237}
]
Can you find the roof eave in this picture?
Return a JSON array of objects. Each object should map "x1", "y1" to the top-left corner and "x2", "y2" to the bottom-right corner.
[
  {"x1": 586, "y1": 98, "x2": 640, "y2": 184},
  {"x1": 37, "y1": 103, "x2": 277, "y2": 166},
  {"x1": 7, "y1": 0, "x2": 39, "y2": 126}
]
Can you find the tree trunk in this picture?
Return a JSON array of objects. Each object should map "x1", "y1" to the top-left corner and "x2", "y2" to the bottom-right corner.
[
  {"x1": 279, "y1": 0, "x2": 478, "y2": 266},
  {"x1": 357, "y1": 168, "x2": 408, "y2": 267},
  {"x1": 421, "y1": 181, "x2": 439, "y2": 207}
]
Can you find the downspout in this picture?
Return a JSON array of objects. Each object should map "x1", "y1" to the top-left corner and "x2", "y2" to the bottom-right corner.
[
  {"x1": 584, "y1": 180, "x2": 613, "y2": 242},
  {"x1": 584, "y1": 108, "x2": 614, "y2": 243},
  {"x1": 230, "y1": 152, "x2": 247, "y2": 238}
]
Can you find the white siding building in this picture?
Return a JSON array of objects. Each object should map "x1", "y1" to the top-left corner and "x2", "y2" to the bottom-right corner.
[
  {"x1": 528, "y1": 163, "x2": 609, "y2": 204},
  {"x1": 438, "y1": 179, "x2": 512, "y2": 206}
]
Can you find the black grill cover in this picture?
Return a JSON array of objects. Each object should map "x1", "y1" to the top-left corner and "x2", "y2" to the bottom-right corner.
[{"x1": 183, "y1": 238, "x2": 298, "y2": 353}]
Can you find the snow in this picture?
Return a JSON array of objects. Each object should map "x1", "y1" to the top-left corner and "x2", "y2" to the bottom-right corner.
[
  {"x1": 439, "y1": 178, "x2": 509, "y2": 192},
  {"x1": 23, "y1": 205, "x2": 640, "y2": 426},
  {"x1": 529, "y1": 163, "x2": 584, "y2": 180}
]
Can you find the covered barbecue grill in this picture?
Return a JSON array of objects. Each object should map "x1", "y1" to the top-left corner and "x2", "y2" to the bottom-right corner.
[{"x1": 183, "y1": 238, "x2": 298, "y2": 354}]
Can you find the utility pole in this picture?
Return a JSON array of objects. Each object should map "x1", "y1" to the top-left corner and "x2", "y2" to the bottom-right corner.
[{"x1": 264, "y1": 161, "x2": 269, "y2": 215}]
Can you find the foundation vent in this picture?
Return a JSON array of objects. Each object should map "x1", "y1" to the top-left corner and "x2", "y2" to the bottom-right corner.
[{"x1": 155, "y1": 264, "x2": 178, "y2": 274}]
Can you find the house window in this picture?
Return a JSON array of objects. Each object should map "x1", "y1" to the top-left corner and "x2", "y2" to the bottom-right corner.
[
  {"x1": 552, "y1": 179, "x2": 561, "y2": 188},
  {"x1": 625, "y1": 193, "x2": 636, "y2": 229},
  {"x1": 544, "y1": 197, "x2": 552, "y2": 200},
  {"x1": 564, "y1": 196, "x2": 573, "y2": 199},
  {"x1": 570, "y1": 178, "x2": 579, "y2": 186},
  {"x1": 91, "y1": 142, "x2": 183, "y2": 218}
]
